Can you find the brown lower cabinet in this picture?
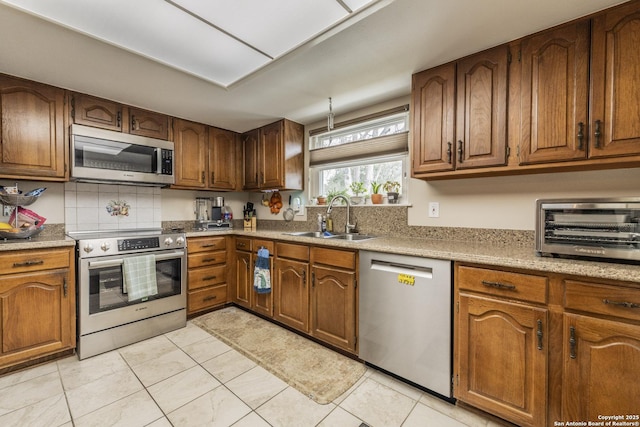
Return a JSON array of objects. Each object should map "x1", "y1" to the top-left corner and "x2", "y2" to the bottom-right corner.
[
  {"x1": 454, "y1": 262, "x2": 640, "y2": 427},
  {"x1": 231, "y1": 237, "x2": 358, "y2": 354},
  {"x1": 0, "y1": 247, "x2": 75, "y2": 370},
  {"x1": 187, "y1": 236, "x2": 228, "y2": 315}
]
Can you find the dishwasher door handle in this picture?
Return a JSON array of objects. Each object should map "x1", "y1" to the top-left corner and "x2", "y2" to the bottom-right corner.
[{"x1": 370, "y1": 260, "x2": 433, "y2": 279}]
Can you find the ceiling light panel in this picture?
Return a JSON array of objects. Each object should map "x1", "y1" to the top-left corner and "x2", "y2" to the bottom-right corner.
[
  {"x1": 1, "y1": 0, "x2": 270, "y2": 86},
  {"x1": 342, "y1": 0, "x2": 378, "y2": 11},
  {"x1": 170, "y1": 0, "x2": 356, "y2": 58}
]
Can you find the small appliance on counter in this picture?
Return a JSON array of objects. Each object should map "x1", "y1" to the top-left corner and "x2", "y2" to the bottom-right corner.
[
  {"x1": 536, "y1": 198, "x2": 640, "y2": 263},
  {"x1": 195, "y1": 196, "x2": 233, "y2": 230}
]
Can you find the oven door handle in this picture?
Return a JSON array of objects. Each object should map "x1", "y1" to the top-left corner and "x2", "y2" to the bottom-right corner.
[{"x1": 87, "y1": 251, "x2": 185, "y2": 268}]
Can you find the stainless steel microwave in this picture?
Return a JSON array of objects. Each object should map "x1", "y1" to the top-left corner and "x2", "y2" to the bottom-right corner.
[
  {"x1": 70, "y1": 124, "x2": 174, "y2": 186},
  {"x1": 536, "y1": 198, "x2": 640, "y2": 263}
]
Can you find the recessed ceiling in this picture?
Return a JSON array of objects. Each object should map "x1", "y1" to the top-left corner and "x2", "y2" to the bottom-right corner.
[
  {"x1": 0, "y1": 0, "x2": 627, "y2": 132},
  {"x1": 0, "y1": 0, "x2": 384, "y2": 87}
]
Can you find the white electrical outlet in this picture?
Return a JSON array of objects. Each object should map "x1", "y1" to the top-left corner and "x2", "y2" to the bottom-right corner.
[
  {"x1": 428, "y1": 202, "x2": 440, "y2": 218},
  {"x1": 2, "y1": 205, "x2": 12, "y2": 217}
]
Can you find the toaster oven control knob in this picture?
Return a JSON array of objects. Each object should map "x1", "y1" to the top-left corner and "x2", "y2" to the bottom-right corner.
[
  {"x1": 163, "y1": 237, "x2": 174, "y2": 246},
  {"x1": 83, "y1": 243, "x2": 94, "y2": 253},
  {"x1": 176, "y1": 236, "x2": 185, "y2": 246},
  {"x1": 100, "y1": 242, "x2": 111, "y2": 252}
]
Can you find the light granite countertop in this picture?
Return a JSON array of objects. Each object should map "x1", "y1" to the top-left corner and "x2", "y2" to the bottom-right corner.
[{"x1": 3, "y1": 228, "x2": 639, "y2": 284}]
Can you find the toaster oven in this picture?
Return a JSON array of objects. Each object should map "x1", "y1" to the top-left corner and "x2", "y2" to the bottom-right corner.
[{"x1": 536, "y1": 198, "x2": 640, "y2": 263}]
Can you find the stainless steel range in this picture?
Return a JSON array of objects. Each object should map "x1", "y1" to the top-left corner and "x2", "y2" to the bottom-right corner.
[{"x1": 68, "y1": 229, "x2": 187, "y2": 359}]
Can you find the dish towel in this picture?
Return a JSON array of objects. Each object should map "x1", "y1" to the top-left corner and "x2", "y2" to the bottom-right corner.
[
  {"x1": 123, "y1": 254, "x2": 158, "y2": 302},
  {"x1": 254, "y1": 247, "x2": 272, "y2": 294}
]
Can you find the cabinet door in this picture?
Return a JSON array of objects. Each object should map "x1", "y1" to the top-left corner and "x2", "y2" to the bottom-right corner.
[
  {"x1": 457, "y1": 293, "x2": 547, "y2": 427},
  {"x1": 310, "y1": 265, "x2": 356, "y2": 352},
  {"x1": 128, "y1": 107, "x2": 169, "y2": 140},
  {"x1": 209, "y1": 127, "x2": 238, "y2": 190},
  {"x1": 234, "y1": 251, "x2": 252, "y2": 308},
  {"x1": 252, "y1": 254, "x2": 274, "y2": 318},
  {"x1": 172, "y1": 118, "x2": 207, "y2": 188},
  {"x1": 0, "y1": 270, "x2": 73, "y2": 367},
  {"x1": 260, "y1": 120, "x2": 284, "y2": 188},
  {"x1": 590, "y1": 2, "x2": 640, "y2": 158},
  {"x1": 0, "y1": 76, "x2": 66, "y2": 179},
  {"x1": 411, "y1": 63, "x2": 456, "y2": 174},
  {"x1": 72, "y1": 93, "x2": 122, "y2": 131},
  {"x1": 563, "y1": 313, "x2": 640, "y2": 422},
  {"x1": 274, "y1": 258, "x2": 309, "y2": 332},
  {"x1": 456, "y1": 45, "x2": 508, "y2": 169},
  {"x1": 242, "y1": 129, "x2": 260, "y2": 190},
  {"x1": 520, "y1": 21, "x2": 590, "y2": 164}
]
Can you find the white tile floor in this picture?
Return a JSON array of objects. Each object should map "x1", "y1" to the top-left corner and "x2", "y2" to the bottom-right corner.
[{"x1": 0, "y1": 321, "x2": 505, "y2": 427}]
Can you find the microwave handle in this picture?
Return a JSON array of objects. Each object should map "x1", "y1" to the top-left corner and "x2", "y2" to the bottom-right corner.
[
  {"x1": 88, "y1": 251, "x2": 185, "y2": 268},
  {"x1": 154, "y1": 148, "x2": 161, "y2": 174}
]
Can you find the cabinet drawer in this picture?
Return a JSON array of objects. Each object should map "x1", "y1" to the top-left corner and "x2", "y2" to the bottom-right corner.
[
  {"x1": 311, "y1": 247, "x2": 356, "y2": 269},
  {"x1": 457, "y1": 265, "x2": 548, "y2": 304},
  {"x1": 276, "y1": 242, "x2": 309, "y2": 261},
  {"x1": 0, "y1": 248, "x2": 70, "y2": 275},
  {"x1": 253, "y1": 239, "x2": 274, "y2": 254},
  {"x1": 188, "y1": 251, "x2": 226, "y2": 268},
  {"x1": 188, "y1": 284, "x2": 227, "y2": 312},
  {"x1": 565, "y1": 280, "x2": 640, "y2": 323},
  {"x1": 188, "y1": 237, "x2": 226, "y2": 253},
  {"x1": 235, "y1": 237, "x2": 252, "y2": 251},
  {"x1": 188, "y1": 265, "x2": 226, "y2": 290}
]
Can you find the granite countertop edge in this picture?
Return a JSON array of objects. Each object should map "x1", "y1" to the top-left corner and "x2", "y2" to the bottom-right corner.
[{"x1": 3, "y1": 229, "x2": 639, "y2": 283}]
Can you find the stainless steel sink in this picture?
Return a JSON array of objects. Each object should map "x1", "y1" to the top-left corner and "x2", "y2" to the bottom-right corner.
[{"x1": 284, "y1": 231, "x2": 376, "y2": 241}]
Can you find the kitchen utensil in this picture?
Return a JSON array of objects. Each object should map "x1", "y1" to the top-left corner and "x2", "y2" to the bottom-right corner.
[{"x1": 283, "y1": 195, "x2": 295, "y2": 222}]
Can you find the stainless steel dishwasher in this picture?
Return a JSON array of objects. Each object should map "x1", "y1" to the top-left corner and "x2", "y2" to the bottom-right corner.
[{"x1": 359, "y1": 251, "x2": 453, "y2": 399}]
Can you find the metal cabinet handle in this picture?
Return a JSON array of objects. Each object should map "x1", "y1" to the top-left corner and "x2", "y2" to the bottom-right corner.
[
  {"x1": 211, "y1": 172, "x2": 215, "y2": 183},
  {"x1": 536, "y1": 319, "x2": 543, "y2": 350},
  {"x1": 481, "y1": 280, "x2": 516, "y2": 291},
  {"x1": 594, "y1": 119, "x2": 602, "y2": 148},
  {"x1": 203, "y1": 295, "x2": 217, "y2": 302},
  {"x1": 301, "y1": 269, "x2": 306, "y2": 286},
  {"x1": 202, "y1": 275, "x2": 217, "y2": 281},
  {"x1": 569, "y1": 326, "x2": 577, "y2": 359},
  {"x1": 446, "y1": 142, "x2": 452, "y2": 164},
  {"x1": 603, "y1": 299, "x2": 640, "y2": 309},
  {"x1": 577, "y1": 122, "x2": 584, "y2": 150},
  {"x1": 457, "y1": 140, "x2": 464, "y2": 163},
  {"x1": 312, "y1": 271, "x2": 316, "y2": 287},
  {"x1": 131, "y1": 115, "x2": 137, "y2": 130},
  {"x1": 201, "y1": 171, "x2": 205, "y2": 182},
  {"x1": 117, "y1": 111, "x2": 122, "y2": 127},
  {"x1": 13, "y1": 259, "x2": 44, "y2": 267},
  {"x1": 63, "y1": 278, "x2": 68, "y2": 297}
]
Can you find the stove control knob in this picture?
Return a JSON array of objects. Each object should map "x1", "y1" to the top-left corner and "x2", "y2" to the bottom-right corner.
[
  {"x1": 163, "y1": 237, "x2": 174, "y2": 246},
  {"x1": 83, "y1": 243, "x2": 94, "y2": 253},
  {"x1": 100, "y1": 242, "x2": 111, "y2": 252},
  {"x1": 175, "y1": 236, "x2": 185, "y2": 246}
]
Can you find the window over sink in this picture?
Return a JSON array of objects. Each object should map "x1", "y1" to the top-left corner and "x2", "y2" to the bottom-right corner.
[{"x1": 308, "y1": 105, "x2": 409, "y2": 204}]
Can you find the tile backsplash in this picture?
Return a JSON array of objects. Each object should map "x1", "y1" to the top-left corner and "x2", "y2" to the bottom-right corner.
[{"x1": 64, "y1": 182, "x2": 162, "y2": 232}]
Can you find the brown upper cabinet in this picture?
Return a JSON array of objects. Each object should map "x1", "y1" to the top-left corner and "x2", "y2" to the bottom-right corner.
[
  {"x1": 209, "y1": 127, "x2": 240, "y2": 191},
  {"x1": 0, "y1": 75, "x2": 67, "y2": 180},
  {"x1": 71, "y1": 92, "x2": 169, "y2": 140},
  {"x1": 520, "y1": 3, "x2": 640, "y2": 164},
  {"x1": 242, "y1": 119, "x2": 304, "y2": 191},
  {"x1": 412, "y1": 45, "x2": 508, "y2": 175},
  {"x1": 172, "y1": 118, "x2": 208, "y2": 188}
]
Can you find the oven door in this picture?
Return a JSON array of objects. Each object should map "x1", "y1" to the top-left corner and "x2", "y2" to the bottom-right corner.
[{"x1": 78, "y1": 249, "x2": 186, "y2": 335}]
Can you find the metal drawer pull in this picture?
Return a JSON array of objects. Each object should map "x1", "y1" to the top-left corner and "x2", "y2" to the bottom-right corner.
[
  {"x1": 203, "y1": 295, "x2": 217, "y2": 302},
  {"x1": 201, "y1": 244, "x2": 217, "y2": 248},
  {"x1": 13, "y1": 259, "x2": 44, "y2": 267},
  {"x1": 202, "y1": 275, "x2": 218, "y2": 281},
  {"x1": 202, "y1": 258, "x2": 218, "y2": 263},
  {"x1": 569, "y1": 326, "x2": 576, "y2": 359},
  {"x1": 577, "y1": 122, "x2": 584, "y2": 150},
  {"x1": 481, "y1": 280, "x2": 516, "y2": 290},
  {"x1": 536, "y1": 319, "x2": 543, "y2": 350},
  {"x1": 594, "y1": 119, "x2": 602, "y2": 148},
  {"x1": 603, "y1": 299, "x2": 640, "y2": 309}
]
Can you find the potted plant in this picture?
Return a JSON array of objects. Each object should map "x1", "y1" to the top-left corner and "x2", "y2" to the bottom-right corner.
[
  {"x1": 349, "y1": 181, "x2": 367, "y2": 205},
  {"x1": 316, "y1": 195, "x2": 327, "y2": 205},
  {"x1": 370, "y1": 181, "x2": 383, "y2": 204},
  {"x1": 327, "y1": 189, "x2": 348, "y2": 205},
  {"x1": 383, "y1": 181, "x2": 401, "y2": 204}
]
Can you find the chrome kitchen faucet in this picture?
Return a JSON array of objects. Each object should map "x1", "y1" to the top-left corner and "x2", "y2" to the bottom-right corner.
[{"x1": 326, "y1": 195, "x2": 357, "y2": 234}]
